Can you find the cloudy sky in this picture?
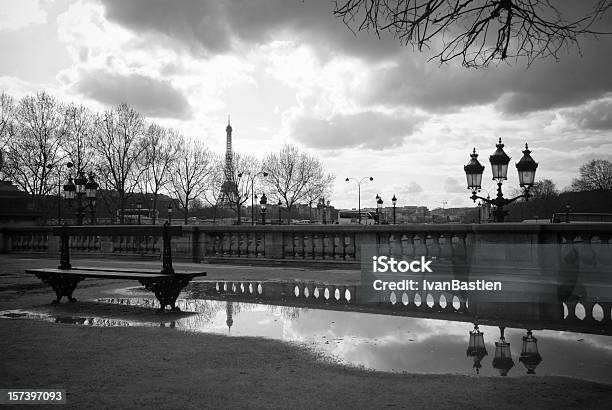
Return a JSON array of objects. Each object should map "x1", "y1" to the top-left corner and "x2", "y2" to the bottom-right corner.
[{"x1": 1, "y1": 0, "x2": 611, "y2": 210}]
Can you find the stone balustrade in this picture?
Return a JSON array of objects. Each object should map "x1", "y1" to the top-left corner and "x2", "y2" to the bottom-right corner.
[{"x1": 1, "y1": 224, "x2": 610, "y2": 266}]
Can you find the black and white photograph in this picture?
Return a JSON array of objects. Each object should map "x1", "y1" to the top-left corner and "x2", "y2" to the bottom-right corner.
[{"x1": 1, "y1": 0, "x2": 611, "y2": 408}]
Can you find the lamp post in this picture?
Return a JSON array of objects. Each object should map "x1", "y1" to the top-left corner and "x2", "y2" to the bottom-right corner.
[
  {"x1": 464, "y1": 139, "x2": 538, "y2": 222},
  {"x1": 376, "y1": 195, "x2": 383, "y2": 224},
  {"x1": 136, "y1": 199, "x2": 142, "y2": 225},
  {"x1": 84, "y1": 172, "x2": 98, "y2": 224},
  {"x1": 63, "y1": 176, "x2": 76, "y2": 222},
  {"x1": 277, "y1": 199, "x2": 282, "y2": 225},
  {"x1": 565, "y1": 203, "x2": 572, "y2": 223},
  {"x1": 392, "y1": 194, "x2": 397, "y2": 224},
  {"x1": 259, "y1": 193, "x2": 267, "y2": 225},
  {"x1": 345, "y1": 176, "x2": 373, "y2": 224},
  {"x1": 63, "y1": 170, "x2": 86, "y2": 225},
  {"x1": 167, "y1": 203, "x2": 173, "y2": 225},
  {"x1": 239, "y1": 171, "x2": 268, "y2": 225}
]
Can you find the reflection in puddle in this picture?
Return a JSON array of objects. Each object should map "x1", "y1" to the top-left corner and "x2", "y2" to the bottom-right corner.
[{"x1": 3, "y1": 296, "x2": 612, "y2": 385}]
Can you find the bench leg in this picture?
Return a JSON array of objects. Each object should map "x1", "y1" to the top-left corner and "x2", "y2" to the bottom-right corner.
[
  {"x1": 35, "y1": 273, "x2": 84, "y2": 304},
  {"x1": 139, "y1": 277, "x2": 191, "y2": 314}
]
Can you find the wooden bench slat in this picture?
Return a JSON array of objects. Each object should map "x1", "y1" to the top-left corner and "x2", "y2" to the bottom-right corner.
[
  {"x1": 69, "y1": 266, "x2": 207, "y2": 276},
  {"x1": 26, "y1": 268, "x2": 205, "y2": 280}
]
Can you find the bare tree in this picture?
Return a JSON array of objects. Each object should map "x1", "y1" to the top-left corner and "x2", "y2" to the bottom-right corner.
[
  {"x1": 570, "y1": 159, "x2": 612, "y2": 191},
  {"x1": 139, "y1": 124, "x2": 178, "y2": 223},
  {"x1": 0, "y1": 92, "x2": 16, "y2": 173},
  {"x1": 333, "y1": 0, "x2": 612, "y2": 67},
  {"x1": 531, "y1": 178, "x2": 559, "y2": 198},
  {"x1": 93, "y1": 103, "x2": 146, "y2": 223},
  {"x1": 63, "y1": 103, "x2": 95, "y2": 176},
  {"x1": 2, "y1": 92, "x2": 66, "y2": 208},
  {"x1": 169, "y1": 136, "x2": 214, "y2": 224},
  {"x1": 262, "y1": 144, "x2": 335, "y2": 223}
]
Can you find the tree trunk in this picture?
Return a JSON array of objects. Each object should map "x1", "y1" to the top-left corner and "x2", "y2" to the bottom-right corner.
[
  {"x1": 119, "y1": 193, "x2": 125, "y2": 224},
  {"x1": 183, "y1": 194, "x2": 189, "y2": 225}
]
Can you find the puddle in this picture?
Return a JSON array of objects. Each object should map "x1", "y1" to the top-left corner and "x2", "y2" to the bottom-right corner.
[{"x1": 3, "y1": 289, "x2": 612, "y2": 385}]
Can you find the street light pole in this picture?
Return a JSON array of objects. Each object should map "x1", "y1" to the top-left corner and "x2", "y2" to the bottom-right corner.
[
  {"x1": 277, "y1": 199, "x2": 282, "y2": 225},
  {"x1": 242, "y1": 171, "x2": 268, "y2": 225},
  {"x1": 259, "y1": 193, "x2": 267, "y2": 225},
  {"x1": 392, "y1": 194, "x2": 397, "y2": 224},
  {"x1": 168, "y1": 203, "x2": 173, "y2": 225},
  {"x1": 345, "y1": 176, "x2": 373, "y2": 224},
  {"x1": 376, "y1": 194, "x2": 383, "y2": 224}
]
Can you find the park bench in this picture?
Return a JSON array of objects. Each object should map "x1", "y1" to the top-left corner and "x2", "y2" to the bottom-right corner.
[{"x1": 26, "y1": 223, "x2": 206, "y2": 313}]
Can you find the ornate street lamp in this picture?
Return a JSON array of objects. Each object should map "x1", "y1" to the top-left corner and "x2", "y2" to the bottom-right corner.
[
  {"x1": 391, "y1": 194, "x2": 397, "y2": 224},
  {"x1": 259, "y1": 193, "x2": 267, "y2": 225},
  {"x1": 277, "y1": 198, "x2": 282, "y2": 225},
  {"x1": 85, "y1": 172, "x2": 98, "y2": 224},
  {"x1": 136, "y1": 199, "x2": 142, "y2": 225},
  {"x1": 63, "y1": 176, "x2": 76, "y2": 202},
  {"x1": 345, "y1": 176, "x2": 373, "y2": 224},
  {"x1": 167, "y1": 203, "x2": 173, "y2": 225},
  {"x1": 492, "y1": 326, "x2": 514, "y2": 376},
  {"x1": 376, "y1": 195, "x2": 383, "y2": 224},
  {"x1": 466, "y1": 324, "x2": 488, "y2": 374},
  {"x1": 519, "y1": 330, "x2": 542, "y2": 374},
  {"x1": 465, "y1": 139, "x2": 538, "y2": 222}
]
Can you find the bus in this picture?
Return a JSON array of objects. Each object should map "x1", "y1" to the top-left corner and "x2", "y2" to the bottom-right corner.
[
  {"x1": 337, "y1": 210, "x2": 376, "y2": 225},
  {"x1": 117, "y1": 208, "x2": 160, "y2": 223}
]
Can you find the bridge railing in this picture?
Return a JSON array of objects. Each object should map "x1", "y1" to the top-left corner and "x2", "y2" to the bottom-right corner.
[{"x1": 1, "y1": 223, "x2": 610, "y2": 266}]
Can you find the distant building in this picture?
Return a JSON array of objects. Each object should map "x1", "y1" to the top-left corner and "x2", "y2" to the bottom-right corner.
[{"x1": 0, "y1": 180, "x2": 41, "y2": 225}]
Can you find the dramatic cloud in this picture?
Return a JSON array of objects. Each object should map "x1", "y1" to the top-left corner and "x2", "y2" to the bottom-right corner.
[
  {"x1": 290, "y1": 111, "x2": 426, "y2": 150},
  {"x1": 74, "y1": 70, "x2": 191, "y2": 118},
  {"x1": 561, "y1": 96, "x2": 612, "y2": 130},
  {"x1": 365, "y1": 32, "x2": 612, "y2": 115},
  {"x1": 100, "y1": 0, "x2": 402, "y2": 60}
]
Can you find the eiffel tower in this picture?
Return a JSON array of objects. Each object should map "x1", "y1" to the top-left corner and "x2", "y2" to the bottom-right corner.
[{"x1": 218, "y1": 116, "x2": 238, "y2": 207}]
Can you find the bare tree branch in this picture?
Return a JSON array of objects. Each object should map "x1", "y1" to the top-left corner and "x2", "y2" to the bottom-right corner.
[{"x1": 333, "y1": 0, "x2": 612, "y2": 67}]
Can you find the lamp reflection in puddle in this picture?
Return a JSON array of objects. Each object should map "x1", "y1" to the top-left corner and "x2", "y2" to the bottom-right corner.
[
  {"x1": 466, "y1": 324, "x2": 487, "y2": 374},
  {"x1": 519, "y1": 330, "x2": 542, "y2": 374},
  {"x1": 226, "y1": 302, "x2": 234, "y2": 334},
  {"x1": 492, "y1": 326, "x2": 514, "y2": 376}
]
